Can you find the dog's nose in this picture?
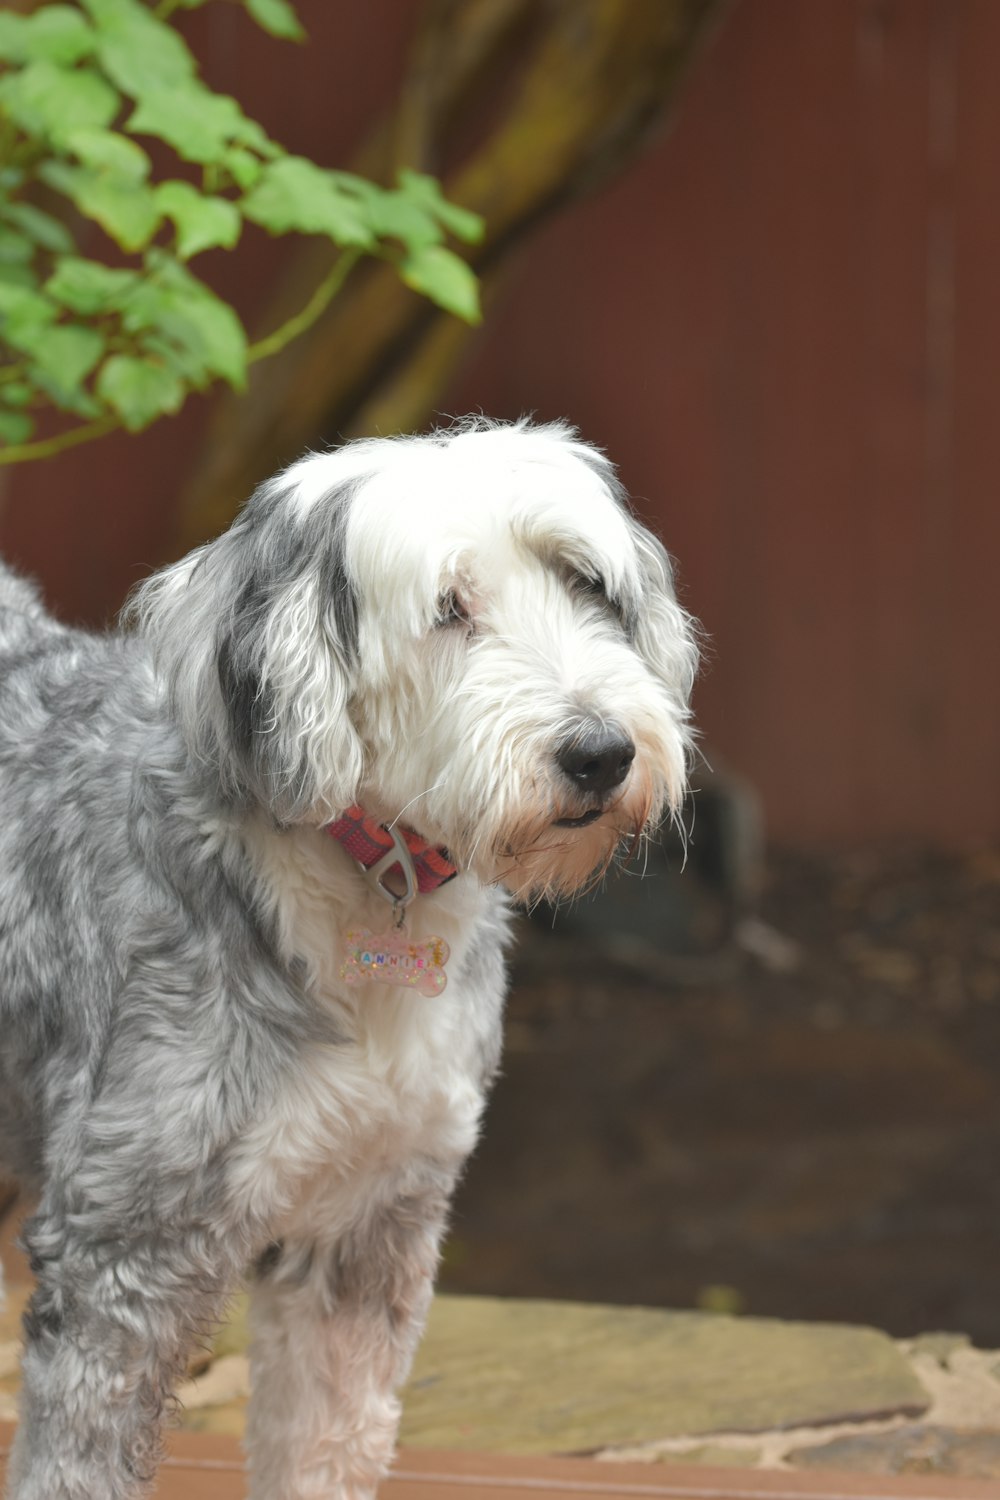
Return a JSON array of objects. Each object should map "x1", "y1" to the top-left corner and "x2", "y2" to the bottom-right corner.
[{"x1": 556, "y1": 725, "x2": 635, "y2": 796}]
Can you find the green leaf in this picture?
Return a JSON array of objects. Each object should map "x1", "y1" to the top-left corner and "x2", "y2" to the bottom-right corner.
[
  {"x1": 0, "y1": 381, "x2": 33, "y2": 409},
  {"x1": 83, "y1": 0, "x2": 195, "y2": 92},
  {"x1": 30, "y1": 364, "x2": 102, "y2": 417},
  {"x1": 125, "y1": 293, "x2": 212, "y2": 384},
  {"x1": 351, "y1": 182, "x2": 441, "y2": 251},
  {"x1": 6, "y1": 321, "x2": 105, "y2": 416},
  {"x1": 182, "y1": 292, "x2": 246, "y2": 386},
  {"x1": 40, "y1": 163, "x2": 160, "y2": 253},
  {"x1": 62, "y1": 126, "x2": 151, "y2": 181},
  {"x1": 0, "y1": 411, "x2": 34, "y2": 445},
  {"x1": 0, "y1": 60, "x2": 119, "y2": 139},
  {"x1": 124, "y1": 254, "x2": 247, "y2": 388},
  {"x1": 137, "y1": 331, "x2": 206, "y2": 384},
  {"x1": 45, "y1": 257, "x2": 139, "y2": 315},
  {"x1": 30, "y1": 324, "x2": 105, "y2": 388},
  {"x1": 397, "y1": 170, "x2": 484, "y2": 244},
  {"x1": 0, "y1": 280, "x2": 59, "y2": 343},
  {"x1": 0, "y1": 201, "x2": 75, "y2": 254},
  {"x1": 127, "y1": 82, "x2": 272, "y2": 164},
  {"x1": 96, "y1": 353, "x2": 184, "y2": 430},
  {"x1": 0, "y1": 229, "x2": 33, "y2": 266},
  {"x1": 224, "y1": 147, "x2": 263, "y2": 191},
  {"x1": 0, "y1": 15, "x2": 26, "y2": 61},
  {"x1": 0, "y1": 7, "x2": 94, "y2": 66},
  {"x1": 26, "y1": 5, "x2": 95, "y2": 64},
  {"x1": 0, "y1": 263, "x2": 35, "y2": 291},
  {"x1": 156, "y1": 181, "x2": 241, "y2": 259},
  {"x1": 400, "y1": 244, "x2": 481, "y2": 324},
  {"x1": 241, "y1": 157, "x2": 373, "y2": 246},
  {"x1": 244, "y1": 0, "x2": 306, "y2": 41}
]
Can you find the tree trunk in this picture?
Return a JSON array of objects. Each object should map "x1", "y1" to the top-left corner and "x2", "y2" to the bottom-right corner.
[{"x1": 176, "y1": 0, "x2": 728, "y2": 548}]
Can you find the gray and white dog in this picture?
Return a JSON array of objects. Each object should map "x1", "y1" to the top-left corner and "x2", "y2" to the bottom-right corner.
[{"x1": 0, "y1": 418, "x2": 696, "y2": 1500}]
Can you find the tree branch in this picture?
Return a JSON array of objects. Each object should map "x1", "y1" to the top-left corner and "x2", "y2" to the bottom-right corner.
[
  {"x1": 0, "y1": 414, "x2": 121, "y2": 467},
  {"x1": 247, "y1": 249, "x2": 363, "y2": 367}
]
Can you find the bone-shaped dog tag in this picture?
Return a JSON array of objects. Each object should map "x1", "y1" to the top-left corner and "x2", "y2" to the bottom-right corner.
[{"x1": 340, "y1": 927, "x2": 449, "y2": 997}]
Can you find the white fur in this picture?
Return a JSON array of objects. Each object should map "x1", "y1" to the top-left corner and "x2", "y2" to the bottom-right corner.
[
  {"x1": 232, "y1": 823, "x2": 494, "y2": 1500},
  {"x1": 229, "y1": 821, "x2": 495, "y2": 1235},
  {"x1": 1, "y1": 419, "x2": 696, "y2": 1500}
]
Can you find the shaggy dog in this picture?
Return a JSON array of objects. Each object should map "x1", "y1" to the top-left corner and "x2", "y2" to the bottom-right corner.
[{"x1": 0, "y1": 419, "x2": 696, "y2": 1500}]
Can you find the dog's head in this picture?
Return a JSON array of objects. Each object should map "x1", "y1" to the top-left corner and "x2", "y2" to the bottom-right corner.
[{"x1": 131, "y1": 420, "x2": 697, "y2": 901}]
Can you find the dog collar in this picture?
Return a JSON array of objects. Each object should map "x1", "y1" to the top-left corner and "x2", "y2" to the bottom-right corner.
[
  {"x1": 329, "y1": 808, "x2": 455, "y2": 996},
  {"x1": 325, "y1": 806, "x2": 457, "y2": 898}
]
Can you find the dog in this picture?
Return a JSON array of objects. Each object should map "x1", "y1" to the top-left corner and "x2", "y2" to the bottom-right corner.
[{"x1": 0, "y1": 418, "x2": 696, "y2": 1500}]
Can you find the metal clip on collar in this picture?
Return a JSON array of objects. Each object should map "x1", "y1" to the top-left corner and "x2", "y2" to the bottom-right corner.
[{"x1": 356, "y1": 824, "x2": 417, "y2": 929}]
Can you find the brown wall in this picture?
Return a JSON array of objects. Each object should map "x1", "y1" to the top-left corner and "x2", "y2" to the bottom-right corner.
[{"x1": 2, "y1": 0, "x2": 997, "y2": 846}]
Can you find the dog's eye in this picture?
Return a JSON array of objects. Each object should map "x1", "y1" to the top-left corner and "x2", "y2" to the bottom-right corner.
[
  {"x1": 570, "y1": 570, "x2": 632, "y2": 632},
  {"x1": 435, "y1": 590, "x2": 473, "y2": 631},
  {"x1": 570, "y1": 570, "x2": 608, "y2": 602}
]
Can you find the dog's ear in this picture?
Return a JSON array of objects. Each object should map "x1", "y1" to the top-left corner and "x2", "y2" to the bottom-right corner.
[
  {"x1": 126, "y1": 477, "x2": 365, "y2": 821},
  {"x1": 570, "y1": 445, "x2": 699, "y2": 731},
  {"x1": 628, "y1": 518, "x2": 699, "y2": 758}
]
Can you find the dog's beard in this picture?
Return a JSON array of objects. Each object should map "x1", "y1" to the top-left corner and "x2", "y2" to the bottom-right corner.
[
  {"x1": 359, "y1": 705, "x2": 683, "y2": 907},
  {"x1": 463, "y1": 764, "x2": 660, "y2": 905},
  {"x1": 353, "y1": 638, "x2": 689, "y2": 907}
]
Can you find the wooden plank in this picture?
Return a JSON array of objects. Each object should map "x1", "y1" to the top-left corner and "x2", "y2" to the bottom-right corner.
[
  {"x1": 3, "y1": 0, "x2": 999, "y2": 843},
  {"x1": 444, "y1": 0, "x2": 999, "y2": 844},
  {"x1": 3, "y1": 1426, "x2": 1000, "y2": 1500},
  {"x1": 946, "y1": 0, "x2": 1000, "y2": 840},
  {"x1": 850, "y1": 0, "x2": 940, "y2": 838}
]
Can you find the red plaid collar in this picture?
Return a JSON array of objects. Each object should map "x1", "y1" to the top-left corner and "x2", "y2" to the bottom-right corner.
[{"x1": 325, "y1": 806, "x2": 457, "y2": 894}]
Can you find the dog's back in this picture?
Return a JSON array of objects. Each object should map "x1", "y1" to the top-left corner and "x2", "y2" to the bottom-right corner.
[
  {"x1": 0, "y1": 561, "x2": 50, "y2": 639},
  {"x1": 0, "y1": 565, "x2": 82, "y2": 1181},
  {"x1": 0, "y1": 565, "x2": 62, "y2": 1182},
  {"x1": 0, "y1": 564, "x2": 151, "y2": 1188}
]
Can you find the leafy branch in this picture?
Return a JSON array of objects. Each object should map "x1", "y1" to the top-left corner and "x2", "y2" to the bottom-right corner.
[{"x1": 0, "y1": 0, "x2": 484, "y2": 463}]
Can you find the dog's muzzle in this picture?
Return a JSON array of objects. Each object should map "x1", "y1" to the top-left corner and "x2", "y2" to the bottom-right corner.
[{"x1": 553, "y1": 720, "x2": 635, "y2": 826}]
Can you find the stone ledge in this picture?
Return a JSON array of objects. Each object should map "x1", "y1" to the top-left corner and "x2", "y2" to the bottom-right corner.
[
  {"x1": 5, "y1": 1268, "x2": 1000, "y2": 1481},
  {"x1": 400, "y1": 1296, "x2": 928, "y2": 1453}
]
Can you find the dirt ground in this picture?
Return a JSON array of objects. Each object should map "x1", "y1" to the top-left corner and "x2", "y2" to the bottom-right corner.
[{"x1": 439, "y1": 846, "x2": 1000, "y2": 1345}]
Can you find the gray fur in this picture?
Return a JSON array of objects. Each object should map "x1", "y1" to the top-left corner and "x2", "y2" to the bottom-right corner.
[
  {"x1": 0, "y1": 419, "x2": 693, "y2": 1499},
  {"x1": 0, "y1": 561, "x2": 342, "y2": 1496},
  {"x1": 0, "y1": 531, "x2": 505, "y2": 1498},
  {"x1": 125, "y1": 473, "x2": 364, "y2": 821}
]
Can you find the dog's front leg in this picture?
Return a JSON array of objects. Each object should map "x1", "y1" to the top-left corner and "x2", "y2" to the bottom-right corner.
[
  {"x1": 246, "y1": 1176, "x2": 452, "y2": 1500},
  {"x1": 5, "y1": 1212, "x2": 233, "y2": 1500}
]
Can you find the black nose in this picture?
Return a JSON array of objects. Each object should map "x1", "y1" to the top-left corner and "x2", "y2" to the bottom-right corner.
[{"x1": 556, "y1": 725, "x2": 635, "y2": 796}]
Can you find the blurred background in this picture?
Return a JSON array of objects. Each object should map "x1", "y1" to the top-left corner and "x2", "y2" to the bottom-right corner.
[{"x1": 2, "y1": 0, "x2": 998, "y2": 1340}]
